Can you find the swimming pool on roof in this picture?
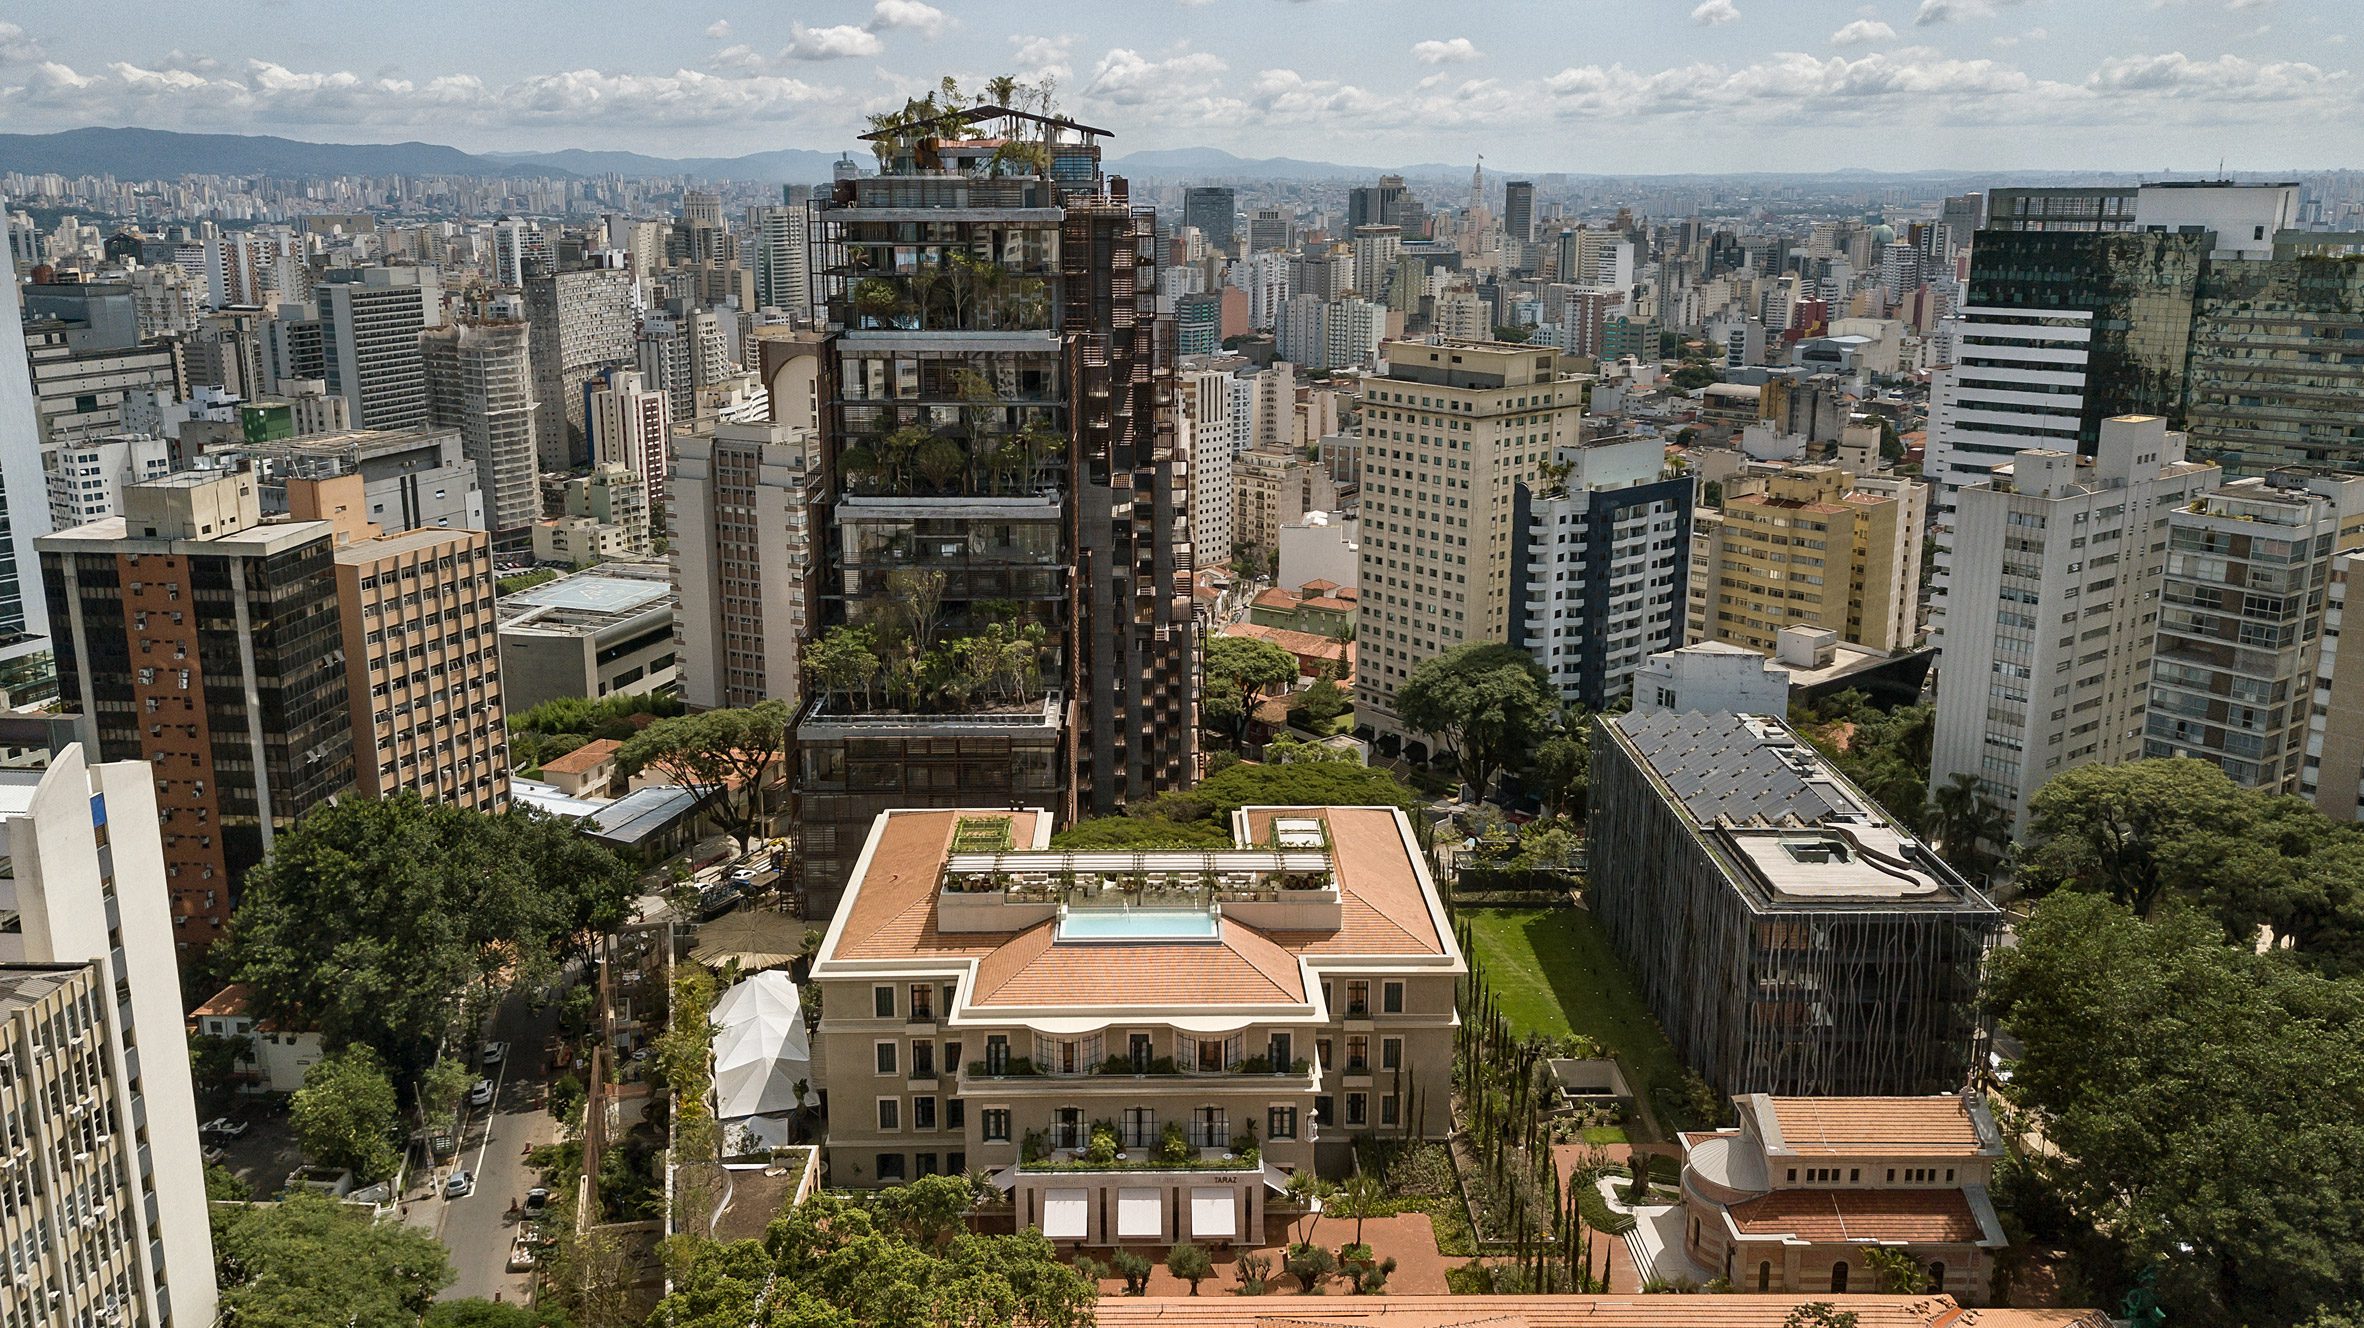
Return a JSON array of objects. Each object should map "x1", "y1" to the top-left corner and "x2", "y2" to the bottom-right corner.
[{"x1": 1055, "y1": 908, "x2": 1221, "y2": 942}]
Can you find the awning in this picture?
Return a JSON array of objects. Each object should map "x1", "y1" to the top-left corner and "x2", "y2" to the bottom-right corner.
[
  {"x1": 1042, "y1": 1188, "x2": 1089, "y2": 1241},
  {"x1": 1117, "y1": 1187, "x2": 1163, "y2": 1240},
  {"x1": 1190, "y1": 1187, "x2": 1237, "y2": 1241}
]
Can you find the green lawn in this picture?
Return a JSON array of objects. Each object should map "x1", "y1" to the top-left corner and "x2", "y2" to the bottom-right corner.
[{"x1": 1459, "y1": 906, "x2": 1697, "y2": 1138}]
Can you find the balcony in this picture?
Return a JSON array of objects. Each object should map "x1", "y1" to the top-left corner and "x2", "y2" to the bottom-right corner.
[{"x1": 960, "y1": 1054, "x2": 1319, "y2": 1094}]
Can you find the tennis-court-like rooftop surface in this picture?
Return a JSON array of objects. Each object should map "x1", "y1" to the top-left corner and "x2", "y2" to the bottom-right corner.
[{"x1": 504, "y1": 574, "x2": 670, "y2": 615}]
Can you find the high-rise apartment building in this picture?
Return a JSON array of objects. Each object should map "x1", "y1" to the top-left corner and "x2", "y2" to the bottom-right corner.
[
  {"x1": 787, "y1": 107, "x2": 1193, "y2": 909},
  {"x1": 1514, "y1": 434, "x2": 1692, "y2": 711},
  {"x1": 0, "y1": 745, "x2": 218, "y2": 1328},
  {"x1": 749, "y1": 204, "x2": 812, "y2": 321},
  {"x1": 671, "y1": 419, "x2": 818, "y2": 711},
  {"x1": 47, "y1": 434, "x2": 173, "y2": 527},
  {"x1": 2143, "y1": 473, "x2": 2363, "y2": 792},
  {"x1": 0, "y1": 247, "x2": 57, "y2": 663},
  {"x1": 1592, "y1": 710, "x2": 2000, "y2": 1099},
  {"x1": 421, "y1": 318, "x2": 541, "y2": 542},
  {"x1": 2185, "y1": 232, "x2": 2364, "y2": 474},
  {"x1": 41, "y1": 469, "x2": 353, "y2": 950},
  {"x1": 1182, "y1": 187, "x2": 1236, "y2": 255},
  {"x1": 1930, "y1": 417, "x2": 2221, "y2": 835},
  {"x1": 2305, "y1": 552, "x2": 2364, "y2": 822},
  {"x1": 1704, "y1": 465, "x2": 1922, "y2": 656},
  {"x1": 524, "y1": 264, "x2": 636, "y2": 472},
  {"x1": 316, "y1": 267, "x2": 444, "y2": 432},
  {"x1": 1354, "y1": 339, "x2": 1577, "y2": 737},
  {"x1": 1501, "y1": 180, "x2": 1535, "y2": 246},
  {"x1": 1247, "y1": 208, "x2": 1291, "y2": 254},
  {"x1": 1348, "y1": 176, "x2": 1410, "y2": 233},
  {"x1": 1181, "y1": 367, "x2": 1237, "y2": 570},
  {"x1": 491, "y1": 217, "x2": 551, "y2": 287},
  {"x1": 1351, "y1": 225, "x2": 1402, "y2": 305},
  {"x1": 288, "y1": 476, "x2": 509, "y2": 812},
  {"x1": 588, "y1": 366, "x2": 671, "y2": 513}
]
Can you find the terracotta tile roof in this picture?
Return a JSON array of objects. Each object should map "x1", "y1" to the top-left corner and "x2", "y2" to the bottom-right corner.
[
  {"x1": 1246, "y1": 807, "x2": 1443, "y2": 957},
  {"x1": 1298, "y1": 579, "x2": 1340, "y2": 594},
  {"x1": 1090, "y1": 1295, "x2": 2095, "y2": 1328},
  {"x1": 1767, "y1": 1096, "x2": 1991, "y2": 1157},
  {"x1": 539, "y1": 737, "x2": 621, "y2": 776},
  {"x1": 1222, "y1": 622, "x2": 1349, "y2": 660},
  {"x1": 969, "y1": 918, "x2": 1307, "y2": 1008},
  {"x1": 1728, "y1": 1187, "x2": 1987, "y2": 1245},
  {"x1": 192, "y1": 983, "x2": 253, "y2": 1018},
  {"x1": 832, "y1": 810, "x2": 1045, "y2": 962}
]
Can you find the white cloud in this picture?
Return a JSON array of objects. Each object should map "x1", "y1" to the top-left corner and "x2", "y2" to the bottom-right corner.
[
  {"x1": 869, "y1": 0, "x2": 951, "y2": 36},
  {"x1": 1831, "y1": 20, "x2": 1897, "y2": 45},
  {"x1": 0, "y1": 21, "x2": 44, "y2": 63},
  {"x1": 1085, "y1": 47, "x2": 1229, "y2": 107},
  {"x1": 1691, "y1": 0, "x2": 1740, "y2": 25},
  {"x1": 1412, "y1": 37, "x2": 1482, "y2": 64},
  {"x1": 2086, "y1": 49, "x2": 2338, "y2": 97},
  {"x1": 782, "y1": 24, "x2": 884, "y2": 60},
  {"x1": 704, "y1": 19, "x2": 732, "y2": 39},
  {"x1": 1010, "y1": 34, "x2": 1075, "y2": 84}
]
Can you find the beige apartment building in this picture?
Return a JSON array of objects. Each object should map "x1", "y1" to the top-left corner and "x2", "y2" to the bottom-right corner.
[
  {"x1": 1232, "y1": 446, "x2": 1339, "y2": 560},
  {"x1": 808, "y1": 804, "x2": 1464, "y2": 1245},
  {"x1": 1355, "y1": 339, "x2": 1579, "y2": 736},
  {"x1": 1704, "y1": 464, "x2": 1922, "y2": 655}
]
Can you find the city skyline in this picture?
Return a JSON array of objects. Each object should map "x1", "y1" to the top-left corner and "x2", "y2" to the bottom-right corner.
[{"x1": 0, "y1": 0, "x2": 2358, "y2": 173}]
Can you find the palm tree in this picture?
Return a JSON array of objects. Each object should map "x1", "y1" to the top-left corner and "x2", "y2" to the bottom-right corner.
[{"x1": 1340, "y1": 1174, "x2": 1385, "y2": 1251}]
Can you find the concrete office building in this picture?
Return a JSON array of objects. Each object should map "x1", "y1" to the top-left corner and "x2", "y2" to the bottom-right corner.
[
  {"x1": 1182, "y1": 187, "x2": 1237, "y2": 255},
  {"x1": 0, "y1": 248, "x2": 54, "y2": 663},
  {"x1": 524, "y1": 265, "x2": 636, "y2": 471},
  {"x1": 1632, "y1": 641, "x2": 1791, "y2": 718},
  {"x1": 496, "y1": 561, "x2": 677, "y2": 711},
  {"x1": 1930, "y1": 417, "x2": 2221, "y2": 835},
  {"x1": 808, "y1": 803, "x2": 1463, "y2": 1213},
  {"x1": 1591, "y1": 710, "x2": 2000, "y2": 1098},
  {"x1": 290, "y1": 477, "x2": 508, "y2": 812},
  {"x1": 22, "y1": 325, "x2": 186, "y2": 456},
  {"x1": 232, "y1": 426, "x2": 486, "y2": 535},
  {"x1": 0, "y1": 746, "x2": 218, "y2": 1328},
  {"x1": 2144, "y1": 473, "x2": 2362, "y2": 792},
  {"x1": 46, "y1": 433, "x2": 172, "y2": 527},
  {"x1": 1352, "y1": 225, "x2": 1403, "y2": 304},
  {"x1": 1704, "y1": 466, "x2": 1922, "y2": 656},
  {"x1": 671, "y1": 420, "x2": 817, "y2": 711},
  {"x1": 40, "y1": 469, "x2": 353, "y2": 951},
  {"x1": 420, "y1": 318, "x2": 541, "y2": 543},
  {"x1": 789, "y1": 107, "x2": 1194, "y2": 908},
  {"x1": 317, "y1": 267, "x2": 444, "y2": 432},
  {"x1": 1514, "y1": 433, "x2": 1693, "y2": 711},
  {"x1": 1502, "y1": 181, "x2": 1535, "y2": 246},
  {"x1": 1355, "y1": 340, "x2": 1577, "y2": 738}
]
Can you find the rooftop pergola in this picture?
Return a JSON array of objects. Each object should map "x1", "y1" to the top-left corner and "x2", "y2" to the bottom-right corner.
[{"x1": 940, "y1": 849, "x2": 1335, "y2": 898}]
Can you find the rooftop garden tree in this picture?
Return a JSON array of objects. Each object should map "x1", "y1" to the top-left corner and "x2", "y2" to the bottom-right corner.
[
  {"x1": 1397, "y1": 642, "x2": 1553, "y2": 803},
  {"x1": 617, "y1": 701, "x2": 793, "y2": 857}
]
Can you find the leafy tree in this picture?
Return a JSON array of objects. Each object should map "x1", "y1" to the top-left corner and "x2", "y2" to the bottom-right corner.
[
  {"x1": 803, "y1": 624, "x2": 883, "y2": 711},
  {"x1": 188, "y1": 1030, "x2": 249, "y2": 1112},
  {"x1": 1141, "y1": 759, "x2": 1420, "y2": 825},
  {"x1": 204, "y1": 1160, "x2": 248, "y2": 1202},
  {"x1": 1204, "y1": 635, "x2": 1299, "y2": 744},
  {"x1": 213, "y1": 1191, "x2": 454, "y2": 1327},
  {"x1": 654, "y1": 1188, "x2": 1096, "y2": 1328},
  {"x1": 288, "y1": 1045, "x2": 400, "y2": 1181},
  {"x1": 1338, "y1": 1173, "x2": 1386, "y2": 1249},
  {"x1": 1166, "y1": 1240, "x2": 1214, "y2": 1294},
  {"x1": 1782, "y1": 1306, "x2": 1859, "y2": 1328},
  {"x1": 1112, "y1": 1249, "x2": 1153, "y2": 1295},
  {"x1": 1670, "y1": 362, "x2": 1720, "y2": 392},
  {"x1": 1987, "y1": 893, "x2": 2364, "y2": 1327},
  {"x1": 1861, "y1": 1244, "x2": 1927, "y2": 1293},
  {"x1": 417, "y1": 1057, "x2": 471, "y2": 1135},
  {"x1": 1926, "y1": 770, "x2": 2008, "y2": 882},
  {"x1": 1293, "y1": 674, "x2": 1352, "y2": 729},
  {"x1": 1396, "y1": 642, "x2": 1552, "y2": 801},
  {"x1": 1284, "y1": 1243, "x2": 1338, "y2": 1293},
  {"x1": 1530, "y1": 721, "x2": 1591, "y2": 820},
  {"x1": 869, "y1": 1173, "x2": 979, "y2": 1252},
  {"x1": 423, "y1": 1302, "x2": 573, "y2": 1328},
  {"x1": 227, "y1": 795, "x2": 633, "y2": 1080},
  {"x1": 1047, "y1": 817, "x2": 1231, "y2": 851},
  {"x1": 618, "y1": 701, "x2": 792, "y2": 855}
]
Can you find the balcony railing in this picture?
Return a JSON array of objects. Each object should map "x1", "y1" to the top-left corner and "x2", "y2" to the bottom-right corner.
[{"x1": 967, "y1": 1056, "x2": 1313, "y2": 1081}]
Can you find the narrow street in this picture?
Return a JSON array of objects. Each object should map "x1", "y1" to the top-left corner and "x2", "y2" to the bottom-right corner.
[{"x1": 401, "y1": 990, "x2": 565, "y2": 1305}]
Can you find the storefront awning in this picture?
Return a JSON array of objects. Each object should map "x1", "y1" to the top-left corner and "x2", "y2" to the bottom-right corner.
[
  {"x1": 1189, "y1": 1187, "x2": 1236, "y2": 1241},
  {"x1": 1117, "y1": 1187, "x2": 1163, "y2": 1240},
  {"x1": 1042, "y1": 1188, "x2": 1089, "y2": 1241}
]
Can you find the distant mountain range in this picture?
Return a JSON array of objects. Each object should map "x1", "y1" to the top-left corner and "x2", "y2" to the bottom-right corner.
[{"x1": 0, "y1": 125, "x2": 2177, "y2": 189}]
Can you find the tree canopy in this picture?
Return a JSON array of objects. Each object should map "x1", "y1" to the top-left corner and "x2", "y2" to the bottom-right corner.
[
  {"x1": 1142, "y1": 758, "x2": 1420, "y2": 826},
  {"x1": 1987, "y1": 893, "x2": 2364, "y2": 1327},
  {"x1": 1203, "y1": 635, "x2": 1299, "y2": 744},
  {"x1": 226, "y1": 794, "x2": 635, "y2": 1079},
  {"x1": 1048, "y1": 817, "x2": 1232, "y2": 851},
  {"x1": 651, "y1": 1176, "x2": 1096, "y2": 1328},
  {"x1": 288, "y1": 1045, "x2": 401, "y2": 1181},
  {"x1": 1396, "y1": 643, "x2": 1552, "y2": 802},
  {"x1": 2019, "y1": 759, "x2": 2364, "y2": 974},
  {"x1": 618, "y1": 701, "x2": 792, "y2": 853},
  {"x1": 213, "y1": 1191, "x2": 454, "y2": 1328}
]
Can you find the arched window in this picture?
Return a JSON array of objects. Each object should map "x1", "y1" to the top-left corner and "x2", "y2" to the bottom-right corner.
[
  {"x1": 1830, "y1": 1261, "x2": 1849, "y2": 1293},
  {"x1": 1928, "y1": 1261, "x2": 1947, "y2": 1292},
  {"x1": 1759, "y1": 1261, "x2": 1773, "y2": 1293}
]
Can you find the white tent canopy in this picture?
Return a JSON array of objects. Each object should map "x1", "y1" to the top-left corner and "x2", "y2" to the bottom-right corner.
[{"x1": 711, "y1": 971, "x2": 813, "y2": 1122}]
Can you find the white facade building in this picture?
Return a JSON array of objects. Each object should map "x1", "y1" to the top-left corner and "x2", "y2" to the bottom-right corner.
[
  {"x1": 1930, "y1": 416, "x2": 2222, "y2": 836},
  {"x1": 1182, "y1": 368, "x2": 1236, "y2": 567},
  {"x1": 1631, "y1": 642, "x2": 1791, "y2": 718},
  {"x1": 1277, "y1": 511, "x2": 1360, "y2": 591},
  {"x1": 45, "y1": 434, "x2": 173, "y2": 527},
  {"x1": 1517, "y1": 434, "x2": 1693, "y2": 711}
]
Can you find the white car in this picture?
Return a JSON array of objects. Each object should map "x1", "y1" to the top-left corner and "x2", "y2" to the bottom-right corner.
[
  {"x1": 481, "y1": 1042, "x2": 509, "y2": 1067},
  {"x1": 445, "y1": 1170, "x2": 474, "y2": 1199},
  {"x1": 201, "y1": 1118, "x2": 250, "y2": 1139},
  {"x1": 468, "y1": 1078, "x2": 495, "y2": 1107}
]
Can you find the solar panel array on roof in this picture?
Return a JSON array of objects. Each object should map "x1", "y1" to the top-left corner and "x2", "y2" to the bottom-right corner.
[{"x1": 1614, "y1": 710, "x2": 1850, "y2": 827}]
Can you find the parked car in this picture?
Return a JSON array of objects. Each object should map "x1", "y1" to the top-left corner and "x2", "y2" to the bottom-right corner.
[
  {"x1": 468, "y1": 1078, "x2": 495, "y2": 1107},
  {"x1": 694, "y1": 882, "x2": 743, "y2": 920},
  {"x1": 445, "y1": 1170, "x2": 474, "y2": 1199},
  {"x1": 200, "y1": 1118, "x2": 250, "y2": 1139},
  {"x1": 201, "y1": 1145, "x2": 227, "y2": 1166},
  {"x1": 523, "y1": 1187, "x2": 550, "y2": 1216},
  {"x1": 481, "y1": 1041, "x2": 509, "y2": 1067}
]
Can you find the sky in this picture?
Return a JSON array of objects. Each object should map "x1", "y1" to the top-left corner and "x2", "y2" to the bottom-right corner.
[{"x1": 0, "y1": 0, "x2": 2356, "y2": 173}]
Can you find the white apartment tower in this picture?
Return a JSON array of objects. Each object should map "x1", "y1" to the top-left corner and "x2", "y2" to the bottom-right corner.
[
  {"x1": 589, "y1": 367, "x2": 671, "y2": 510},
  {"x1": 749, "y1": 205, "x2": 811, "y2": 322},
  {"x1": 1516, "y1": 434, "x2": 1693, "y2": 711},
  {"x1": 1930, "y1": 416, "x2": 2221, "y2": 835},
  {"x1": 670, "y1": 420, "x2": 817, "y2": 711},
  {"x1": 0, "y1": 746, "x2": 218, "y2": 1328},
  {"x1": 1356, "y1": 339, "x2": 1577, "y2": 737},
  {"x1": 0, "y1": 245, "x2": 54, "y2": 661},
  {"x1": 421, "y1": 319, "x2": 542, "y2": 541},
  {"x1": 45, "y1": 434, "x2": 173, "y2": 528},
  {"x1": 1181, "y1": 368, "x2": 1236, "y2": 569}
]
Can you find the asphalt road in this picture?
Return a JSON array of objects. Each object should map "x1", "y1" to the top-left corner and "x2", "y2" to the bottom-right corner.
[{"x1": 406, "y1": 991, "x2": 564, "y2": 1305}]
